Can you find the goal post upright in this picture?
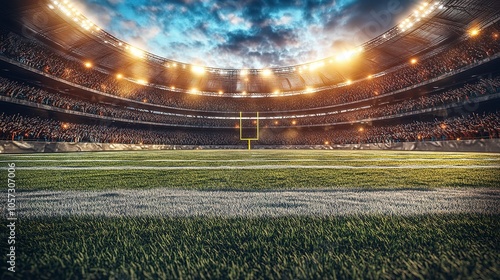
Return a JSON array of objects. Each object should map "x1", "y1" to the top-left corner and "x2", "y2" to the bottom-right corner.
[{"x1": 239, "y1": 112, "x2": 259, "y2": 150}]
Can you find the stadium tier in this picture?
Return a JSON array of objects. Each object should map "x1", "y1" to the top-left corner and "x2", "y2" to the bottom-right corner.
[{"x1": 0, "y1": 0, "x2": 499, "y2": 146}]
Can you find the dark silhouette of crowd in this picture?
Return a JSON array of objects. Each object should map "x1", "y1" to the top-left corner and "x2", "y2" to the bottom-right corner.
[
  {"x1": 1, "y1": 21, "x2": 499, "y2": 146},
  {"x1": 1, "y1": 111, "x2": 498, "y2": 145},
  {"x1": 1, "y1": 75, "x2": 499, "y2": 128},
  {"x1": 0, "y1": 21, "x2": 499, "y2": 112}
]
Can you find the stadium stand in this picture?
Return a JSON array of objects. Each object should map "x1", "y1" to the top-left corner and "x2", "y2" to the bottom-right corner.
[{"x1": 0, "y1": 0, "x2": 499, "y2": 149}]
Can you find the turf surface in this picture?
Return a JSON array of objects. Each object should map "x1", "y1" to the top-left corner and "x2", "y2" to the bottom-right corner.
[
  {"x1": 1, "y1": 150, "x2": 499, "y2": 279},
  {"x1": 1, "y1": 215, "x2": 499, "y2": 279},
  {"x1": 1, "y1": 150, "x2": 499, "y2": 191}
]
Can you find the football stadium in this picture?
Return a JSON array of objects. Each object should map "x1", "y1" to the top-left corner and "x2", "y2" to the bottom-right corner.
[{"x1": 1, "y1": 0, "x2": 499, "y2": 278}]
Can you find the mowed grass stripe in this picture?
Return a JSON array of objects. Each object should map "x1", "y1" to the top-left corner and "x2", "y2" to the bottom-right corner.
[
  {"x1": 2, "y1": 150, "x2": 499, "y2": 168},
  {"x1": 13, "y1": 168, "x2": 500, "y2": 191},
  {"x1": 1, "y1": 150, "x2": 499, "y2": 161},
  {"x1": 5, "y1": 164, "x2": 500, "y2": 170},
  {"x1": 3, "y1": 215, "x2": 499, "y2": 279},
  {"x1": 17, "y1": 188, "x2": 500, "y2": 218},
  {"x1": 2, "y1": 158, "x2": 499, "y2": 162}
]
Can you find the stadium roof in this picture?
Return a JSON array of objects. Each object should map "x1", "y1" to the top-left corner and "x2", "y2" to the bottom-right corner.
[{"x1": 1, "y1": 0, "x2": 499, "y2": 95}]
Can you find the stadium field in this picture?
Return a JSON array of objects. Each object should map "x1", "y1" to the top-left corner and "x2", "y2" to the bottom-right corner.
[
  {"x1": 1, "y1": 150, "x2": 499, "y2": 279},
  {"x1": 2, "y1": 150, "x2": 500, "y2": 191}
]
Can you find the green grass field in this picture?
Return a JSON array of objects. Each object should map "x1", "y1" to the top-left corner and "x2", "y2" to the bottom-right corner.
[
  {"x1": 3, "y1": 150, "x2": 500, "y2": 191},
  {"x1": 1, "y1": 150, "x2": 499, "y2": 279}
]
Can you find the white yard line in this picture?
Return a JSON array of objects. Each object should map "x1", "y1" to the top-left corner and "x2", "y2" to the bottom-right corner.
[
  {"x1": 11, "y1": 188, "x2": 500, "y2": 217},
  {"x1": 3, "y1": 165, "x2": 499, "y2": 170},
  {"x1": 0, "y1": 158, "x2": 499, "y2": 162}
]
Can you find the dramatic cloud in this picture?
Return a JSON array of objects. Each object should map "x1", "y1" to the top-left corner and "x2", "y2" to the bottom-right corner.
[{"x1": 80, "y1": 0, "x2": 416, "y2": 68}]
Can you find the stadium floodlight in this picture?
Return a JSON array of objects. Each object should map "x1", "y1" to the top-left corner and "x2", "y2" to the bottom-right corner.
[
  {"x1": 346, "y1": 79, "x2": 352, "y2": 85},
  {"x1": 137, "y1": 79, "x2": 148, "y2": 85},
  {"x1": 335, "y1": 48, "x2": 362, "y2": 62},
  {"x1": 240, "y1": 69, "x2": 248, "y2": 76},
  {"x1": 469, "y1": 29, "x2": 480, "y2": 37},
  {"x1": 218, "y1": 90, "x2": 224, "y2": 95},
  {"x1": 84, "y1": 62, "x2": 92, "y2": 68},
  {"x1": 261, "y1": 69, "x2": 272, "y2": 77},
  {"x1": 410, "y1": 58, "x2": 418, "y2": 64},
  {"x1": 128, "y1": 46, "x2": 145, "y2": 59},
  {"x1": 308, "y1": 61, "x2": 325, "y2": 71},
  {"x1": 116, "y1": 73, "x2": 123, "y2": 79},
  {"x1": 191, "y1": 65, "x2": 206, "y2": 75}
]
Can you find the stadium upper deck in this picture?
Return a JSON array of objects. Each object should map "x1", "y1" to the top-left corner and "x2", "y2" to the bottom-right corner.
[
  {"x1": 1, "y1": 0, "x2": 499, "y2": 96},
  {"x1": 0, "y1": 0, "x2": 499, "y2": 144}
]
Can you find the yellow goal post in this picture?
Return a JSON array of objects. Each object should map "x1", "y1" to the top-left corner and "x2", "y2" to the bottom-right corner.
[{"x1": 239, "y1": 112, "x2": 259, "y2": 150}]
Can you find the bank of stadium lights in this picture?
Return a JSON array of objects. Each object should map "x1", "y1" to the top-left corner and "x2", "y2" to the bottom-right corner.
[
  {"x1": 50, "y1": 0, "x2": 101, "y2": 32},
  {"x1": 83, "y1": 62, "x2": 92, "y2": 68},
  {"x1": 398, "y1": 1, "x2": 443, "y2": 33},
  {"x1": 218, "y1": 90, "x2": 224, "y2": 95},
  {"x1": 116, "y1": 73, "x2": 123, "y2": 79},
  {"x1": 410, "y1": 58, "x2": 418, "y2": 64}
]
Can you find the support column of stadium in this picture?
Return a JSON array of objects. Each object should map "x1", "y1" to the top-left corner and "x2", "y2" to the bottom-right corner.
[{"x1": 240, "y1": 112, "x2": 260, "y2": 150}]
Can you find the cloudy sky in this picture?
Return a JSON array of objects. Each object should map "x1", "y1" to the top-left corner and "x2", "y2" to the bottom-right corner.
[{"x1": 77, "y1": 0, "x2": 416, "y2": 68}]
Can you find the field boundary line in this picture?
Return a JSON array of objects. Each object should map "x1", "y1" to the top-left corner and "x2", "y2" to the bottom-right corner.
[{"x1": 3, "y1": 165, "x2": 500, "y2": 170}]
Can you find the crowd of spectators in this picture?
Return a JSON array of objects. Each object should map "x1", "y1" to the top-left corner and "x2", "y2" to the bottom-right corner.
[
  {"x1": 0, "y1": 21, "x2": 499, "y2": 112},
  {"x1": 1, "y1": 75, "x2": 499, "y2": 128},
  {"x1": 0, "y1": 77, "x2": 229, "y2": 127},
  {"x1": 0, "y1": 113, "x2": 240, "y2": 145},
  {"x1": 1, "y1": 112, "x2": 498, "y2": 145}
]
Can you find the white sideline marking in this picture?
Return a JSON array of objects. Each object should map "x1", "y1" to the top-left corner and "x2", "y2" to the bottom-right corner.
[
  {"x1": 14, "y1": 188, "x2": 500, "y2": 217},
  {"x1": 4, "y1": 165, "x2": 500, "y2": 170}
]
